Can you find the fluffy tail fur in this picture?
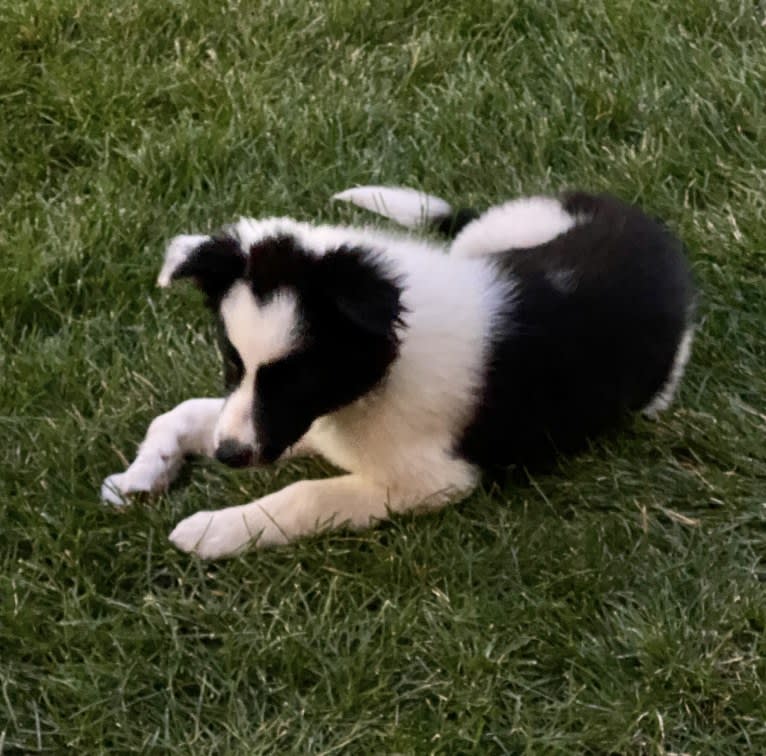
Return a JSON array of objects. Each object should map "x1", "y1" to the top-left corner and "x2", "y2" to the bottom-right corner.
[{"x1": 332, "y1": 186, "x2": 478, "y2": 239}]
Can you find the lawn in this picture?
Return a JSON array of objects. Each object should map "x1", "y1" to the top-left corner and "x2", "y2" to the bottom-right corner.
[{"x1": 1, "y1": 0, "x2": 765, "y2": 752}]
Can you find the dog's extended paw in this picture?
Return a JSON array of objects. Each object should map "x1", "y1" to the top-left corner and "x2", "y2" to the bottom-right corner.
[
  {"x1": 101, "y1": 473, "x2": 130, "y2": 506},
  {"x1": 101, "y1": 472, "x2": 152, "y2": 507},
  {"x1": 101, "y1": 456, "x2": 172, "y2": 506},
  {"x1": 169, "y1": 504, "x2": 288, "y2": 559}
]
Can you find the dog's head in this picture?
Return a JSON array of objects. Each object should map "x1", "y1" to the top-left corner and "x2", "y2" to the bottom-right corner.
[{"x1": 157, "y1": 224, "x2": 404, "y2": 466}]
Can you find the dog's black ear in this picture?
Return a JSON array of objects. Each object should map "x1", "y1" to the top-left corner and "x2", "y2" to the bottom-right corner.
[
  {"x1": 157, "y1": 234, "x2": 246, "y2": 308},
  {"x1": 318, "y1": 247, "x2": 405, "y2": 341}
]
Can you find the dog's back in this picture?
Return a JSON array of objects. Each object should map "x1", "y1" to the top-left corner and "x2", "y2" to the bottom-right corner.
[
  {"x1": 336, "y1": 187, "x2": 695, "y2": 468},
  {"x1": 453, "y1": 191, "x2": 695, "y2": 467}
]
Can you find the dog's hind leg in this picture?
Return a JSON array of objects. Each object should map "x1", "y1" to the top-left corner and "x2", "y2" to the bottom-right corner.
[
  {"x1": 641, "y1": 326, "x2": 696, "y2": 418},
  {"x1": 101, "y1": 398, "x2": 224, "y2": 506}
]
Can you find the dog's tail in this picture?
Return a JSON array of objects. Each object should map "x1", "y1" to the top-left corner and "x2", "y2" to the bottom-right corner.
[{"x1": 332, "y1": 186, "x2": 478, "y2": 239}]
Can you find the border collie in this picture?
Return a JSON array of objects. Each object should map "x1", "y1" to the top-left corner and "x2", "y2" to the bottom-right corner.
[{"x1": 102, "y1": 187, "x2": 695, "y2": 559}]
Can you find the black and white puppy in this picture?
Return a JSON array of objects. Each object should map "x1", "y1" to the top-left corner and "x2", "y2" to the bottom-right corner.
[{"x1": 102, "y1": 187, "x2": 695, "y2": 559}]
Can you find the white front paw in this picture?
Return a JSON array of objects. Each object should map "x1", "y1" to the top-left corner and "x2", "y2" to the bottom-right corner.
[
  {"x1": 101, "y1": 471, "x2": 159, "y2": 506},
  {"x1": 169, "y1": 510, "x2": 238, "y2": 559},
  {"x1": 101, "y1": 473, "x2": 132, "y2": 506},
  {"x1": 169, "y1": 504, "x2": 287, "y2": 559},
  {"x1": 100, "y1": 456, "x2": 174, "y2": 506}
]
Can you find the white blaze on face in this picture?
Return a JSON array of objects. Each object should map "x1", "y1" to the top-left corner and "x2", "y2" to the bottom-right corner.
[{"x1": 213, "y1": 282, "x2": 299, "y2": 449}]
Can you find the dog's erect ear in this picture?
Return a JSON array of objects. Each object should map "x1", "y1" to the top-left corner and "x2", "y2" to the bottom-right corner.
[
  {"x1": 157, "y1": 234, "x2": 246, "y2": 307},
  {"x1": 332, "y1": 185, "x2": 452, "y2": 229},
  {"x1": 318, "y1": 248, "x2": 404, "y2": 341}
]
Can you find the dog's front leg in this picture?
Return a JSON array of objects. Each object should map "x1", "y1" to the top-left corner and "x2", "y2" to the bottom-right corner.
[
  {"x1": 101, "y1": 398, "x2": 224, "y2": 505},
  {"x1": 169, "y1": 474, "x2": 426, "y2": 559}
]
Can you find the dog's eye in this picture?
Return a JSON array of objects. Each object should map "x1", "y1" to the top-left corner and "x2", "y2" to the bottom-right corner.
[
  {"x1": 222, "y1": 349, "x2": 245, "y2": 392},
  {"x1": 216, "y1": 322, "x2": 245, "y2": 392}
]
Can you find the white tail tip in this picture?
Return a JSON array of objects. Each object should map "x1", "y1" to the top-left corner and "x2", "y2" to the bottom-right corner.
[{"x1": 332, "y1": 186, "x2": 452, "y2": 228}]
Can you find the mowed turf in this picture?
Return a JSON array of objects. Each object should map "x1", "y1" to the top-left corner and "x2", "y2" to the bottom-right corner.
[{"x1": 2, "y1": 0, "x2": 765, "y2": 752}]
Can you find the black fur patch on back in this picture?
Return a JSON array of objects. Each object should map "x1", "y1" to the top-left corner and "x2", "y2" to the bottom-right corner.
[{"x1": 456, "y1": 192, "x2": 695, "y2": 469}]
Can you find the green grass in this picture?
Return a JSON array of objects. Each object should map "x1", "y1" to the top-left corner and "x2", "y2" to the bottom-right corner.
[{"x1": 2, "y1": 0, "x2": 765, "y2": 752}]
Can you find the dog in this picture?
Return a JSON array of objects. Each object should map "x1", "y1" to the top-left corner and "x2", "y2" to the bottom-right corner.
[{"x1": 101, "y1": 186, "x2": 695, "y2": 559}]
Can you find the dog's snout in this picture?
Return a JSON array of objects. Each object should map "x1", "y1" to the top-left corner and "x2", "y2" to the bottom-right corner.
[{"x1": 214, "y1": 439, "x2": 254, "y2": 468}]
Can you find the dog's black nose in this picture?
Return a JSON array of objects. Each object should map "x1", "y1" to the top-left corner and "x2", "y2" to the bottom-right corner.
[{"x1": 214, "y1": 440, "x2": 254, "y2": 468}]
